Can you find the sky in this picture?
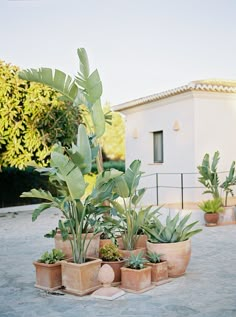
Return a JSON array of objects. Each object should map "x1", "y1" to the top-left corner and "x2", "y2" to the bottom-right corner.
[{"x1": 1, "y1": 0, "x2": 236, "y2": 106}]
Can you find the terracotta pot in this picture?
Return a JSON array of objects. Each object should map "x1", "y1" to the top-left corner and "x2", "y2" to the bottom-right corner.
[
  {"x1": 146, "y1": 261, "x2": 168, "y2": 284},
  {"x1": 33, "y1": 261, "x2": 62, "y2": 291},
  {"x1": 120, "y1": 266, "x2": 154, "y2": 293},
  {"x1": 117, "y1": 235, "x2": 148, "y2": 250},
  {"x1": 99, "y1": 238, "x2": 114, "y2": 249},
  {"x1": 54, "y1": 232, "x2": 101, "y2": 259},
  {"x1": 61, "y1": 258, "x2": 102, "y2": 296},
  {"x1": 101, "y1": 260, "x2": 126, "y2": 285},
  {"x1": 135, "y1": 234, "x2": 148, "y2": 249},
  {"x1": 119, "y1": 247, "x2": 146, "y2": 259},
  {"x1": 204, "y1": 213, "x2": 219, "y2": 226},
  {"x1": 116, "y1": 236, "x2": 124, "y2": 250},
  {"x1": 146, "y1": 240, "x2": 191, "y2": 277}
]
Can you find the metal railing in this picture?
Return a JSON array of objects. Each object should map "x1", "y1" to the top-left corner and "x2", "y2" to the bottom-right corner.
[{"x1": 141, "y1": 171, "x2": 230, "y2": 209}]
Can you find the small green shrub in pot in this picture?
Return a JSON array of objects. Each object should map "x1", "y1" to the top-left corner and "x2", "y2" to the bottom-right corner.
[
  {"x1": 199, "y1": 198, "x2": 224, "y2": 214},
  {"x1": 100, "y1": 243, "x2": 122, "y2": 262},
  {"x1": 38, "y1": 249, "x2": 65, "y2": 264}
]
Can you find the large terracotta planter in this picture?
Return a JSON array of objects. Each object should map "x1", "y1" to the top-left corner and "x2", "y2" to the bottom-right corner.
[
  {"x1": 61, "y1": 258, "x2": 102, "y2": 296},
  {"x1": 116, "y1": 235, "x2": 148, "y2": 250},
  {"x1": 146, "y1": 240, "x2": 191, "y2": 277},
  {"x1": 33, "y1": 261, "x2": 62, "y2": 291},
  {"x1": 54, "y1": 232, "x2": 101, "y2": 259},
  {"x1": 101, "y1": 260, "x2": 126, "y2": 286},
  {"x1": 135, "y1": 234, "x2": 148, "y2": 249},
  {"x1": 120, "y1": 266, "x2": 154, "y2": 293},
  {"x1": 119, "y1": 247, "x2": 146, "y2": 259},
  {"x1": 204, "y1": 213, "x2": 219, "y2": 226},
  {"x1": 219, "y1": 206, "x2": 236, "y2": 225},
  {"x1": 146, "y1": 261, "x2": 168, "y2": 284}
]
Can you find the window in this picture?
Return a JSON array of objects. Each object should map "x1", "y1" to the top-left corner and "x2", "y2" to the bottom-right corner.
[{"x1": 153, "y1": 131, "x2": 163, "y2": 163}]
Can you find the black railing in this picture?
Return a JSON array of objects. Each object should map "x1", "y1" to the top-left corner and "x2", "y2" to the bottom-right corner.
[{"x1": 142, "y1": 171, "x2": 230, "y2": 209}]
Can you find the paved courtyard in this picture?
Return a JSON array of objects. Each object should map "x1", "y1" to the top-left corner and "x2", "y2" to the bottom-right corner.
[{"x1": 0, "y1": 208, "x2": 235, "y2": 317}]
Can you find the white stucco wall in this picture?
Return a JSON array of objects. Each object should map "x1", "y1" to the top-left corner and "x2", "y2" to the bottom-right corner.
[
  {"x1": 117, "y1": 90, "x2": 236, "y2": 206},
  {"x1": 121, "y1": 92, "x2": 196, "y2": 205},
  {"x1": 193, "y1": 91, "x2": 236, "y2": 201}
]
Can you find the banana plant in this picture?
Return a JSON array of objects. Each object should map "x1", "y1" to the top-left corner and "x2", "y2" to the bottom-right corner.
[
  {"x1": 107, "y1": 160, "x2": 161, "y2": 250},
  {"x1": 21, "y1": 126, "x2": 121, "y2": 264},
  {"x1": 19, "y1": 48, "x2": 105, "y2": 172},
  {"x1": 197, "y1": 151, "x2": 220, "y2": 199},
  {"x1": 220, "y1": 161, "x2": 236, "y2": 206}
]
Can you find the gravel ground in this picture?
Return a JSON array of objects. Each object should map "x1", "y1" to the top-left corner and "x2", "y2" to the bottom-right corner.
[{"x1": 0, "y1": 208, "x2": 235, "y2": 317}]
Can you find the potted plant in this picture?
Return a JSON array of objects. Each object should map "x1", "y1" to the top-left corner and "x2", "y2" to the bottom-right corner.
[
  {"x1": 99, "y1": 243, "x2": 126, "y2": 286},
  {"x1": 20, "y1": 48, "x2": 125, "y2": 296},
  {"x1": 120, "y1": 251, "x2": 154, "y2": 293},
  {"x1": 198, "y1": 152, "x2": 236, "y2": 224},
  {"x1": 33, "y1": 249, "x2": 65, "y2": 291},
  {"x1": 143, "y1": 212, "x2": 202, "y2": 277},
  {"x1": 21, "y1": 133, "x2": 121, "y2": 295},
  {"x1": 199, "y1": 198, "x2": 224, "y2": 226},
  {"x1": 145, "y1": 251, "x2": 168, "y2": 284},
  {"x1": 107, "y1": 160, "x2": 160, "y2": 258}
]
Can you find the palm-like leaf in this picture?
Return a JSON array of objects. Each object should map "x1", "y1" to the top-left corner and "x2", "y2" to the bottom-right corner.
[{"x1": 19, "y1": 68, "x2": 79, "y2": 102}]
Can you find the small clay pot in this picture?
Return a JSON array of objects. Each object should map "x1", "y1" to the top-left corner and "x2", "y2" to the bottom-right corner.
[{"x1": 204, "y1": 213, "x2": 219, "y2": 226}]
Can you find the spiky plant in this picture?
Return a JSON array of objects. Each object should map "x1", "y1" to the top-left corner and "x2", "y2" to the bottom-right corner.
[
  {"x1": 146, "y1": 251, "x2": 163, "y2": 263},
  {"x1": 142, "y1": 212, "x2": 202, "y2": 243},
  {"x1": 126, "y1": 252, "x2": 147, "y2": 270}
]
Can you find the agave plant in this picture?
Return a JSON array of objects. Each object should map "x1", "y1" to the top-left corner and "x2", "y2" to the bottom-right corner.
[
  {"x1": 126, "y1": 252, "x2": 147, "y2": 270},
  {"x1": 21, "y1": 125, "x2": 122, "y2": 264},
  {"x1": 142, "y1": 212, "x2": 202, "y2": 243},
  {"x1": 106, "y1": 160, "x2": 161, "y2": 250},
  {"x1": 146, "y1": 251, "x2": 163, "y2": 263}
]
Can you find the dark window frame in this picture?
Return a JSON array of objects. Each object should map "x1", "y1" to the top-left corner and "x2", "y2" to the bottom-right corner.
[{"x1": 153, "y1": 131, "x2": 164, "y2": 163}]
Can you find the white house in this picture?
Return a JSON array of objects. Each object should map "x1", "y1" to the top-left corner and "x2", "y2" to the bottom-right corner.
[{"x1": 112, "y1": 80, "x2": 236, "y2": 207}]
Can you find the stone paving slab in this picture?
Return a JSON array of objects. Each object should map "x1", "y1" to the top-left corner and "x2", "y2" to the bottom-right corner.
[{"x1": 0, "y1": 209, "x2": 236, "y2": 317}]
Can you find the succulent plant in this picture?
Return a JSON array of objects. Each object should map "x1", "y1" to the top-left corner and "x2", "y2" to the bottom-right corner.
[
  {"x1": 100, "y1": 243, "x2": 122, "y2": 262},
  {"x1": 146, "y1": 251, "x2": 163, "y2": 263},
  {"x1": 126, "y1": 252, "x2": 147, "y2": 270},
  {"x1": 143, "y1": 212, "x2": 202, "y2": 243},
  {"x1": 38, "y1": 249, "x2": 65, "y2": 264}
]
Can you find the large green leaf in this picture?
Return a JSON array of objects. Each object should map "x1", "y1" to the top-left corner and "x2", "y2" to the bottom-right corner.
[
  {"x1": 18, "y1": 68, "x2": 79, "y2": 102},
  {"x1": 32, "y1": 203, "x2": 53, "y2": 222},
  {"x1": 51, "y1": 151, "x2": 86, "y2": 200},
  {"x1": 124, "y1": 160, "x2": 142, "y2": 195},
  {"x1": 91, "y1": 100, "x2": 105, "y2": 138},
  {"x1": 76, "y1": 124, "x2": 92, "y2": 173},
  {"x1": 114, "y1": 175, "x2": 129, "y2": 198},
  {"x1": 21, "y1": 188, "x2": 55, "y2": 201}
]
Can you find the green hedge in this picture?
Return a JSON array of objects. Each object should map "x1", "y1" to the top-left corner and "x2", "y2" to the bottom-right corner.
[
  {"x1": 0, "y1": 167, "x2": 55, "y2": 208},
  {"x1": 91, "y1": 161, "x2": 125, "y2": 174},
  {"x1": 0, "y1": 161, "x2": 125, "y2": 208}
]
